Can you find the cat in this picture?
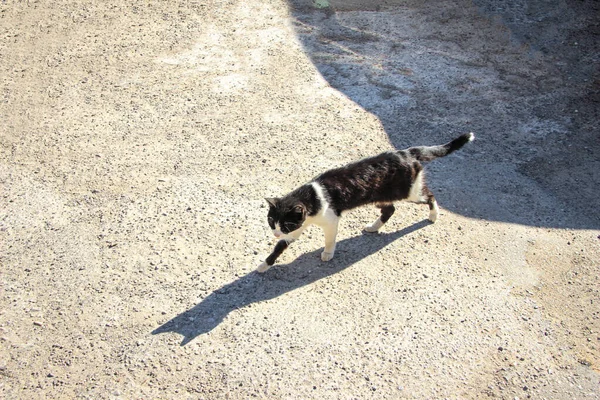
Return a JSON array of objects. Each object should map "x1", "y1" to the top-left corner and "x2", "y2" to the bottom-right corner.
[{"x1": 256, "y1": 132, "x2": 474, "y2": 273}]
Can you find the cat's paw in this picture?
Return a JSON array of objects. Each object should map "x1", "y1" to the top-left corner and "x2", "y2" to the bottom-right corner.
[
  {"x1": 364, "y1": 218, "x2": 383, "y2": 233},
  {"x1": 363, "y1": 225, "x2": 377, "y2": 233},
  {"x1": 321, "y1": 251, "x2": 334, "y2": 262},
  {"x1": 256, "y1": 261, "x2": 271, "y2": 273},
  {"x1": 429, "y1": 202, "x2": 439, "y2": 223},
  {"x1": 363, "y1": 224, "x2": 378, "y2": 233},
  {"x1": 428, "y1": 210, "x2": 438, "y2": 223}
]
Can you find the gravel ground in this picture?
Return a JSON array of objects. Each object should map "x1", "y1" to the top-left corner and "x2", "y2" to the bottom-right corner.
[{"x1": 1, "y1": 0, "x2": 599, "y2": 398}]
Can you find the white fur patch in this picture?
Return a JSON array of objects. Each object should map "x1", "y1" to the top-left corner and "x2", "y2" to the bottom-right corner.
[
  {"x1": 311, "y1": 181, "x2": 329, "y2": 210},
  {"x1": 273, "y1": 223, "x2": 283, "y2": 238},
  {"x1": 364, "y1": 217, "x2": 384, "y2": 232},
  {"x1": 307, "y1": 181, "x2": 338, "y2": 227},
  {"x1": 307, "y1": 181, "x2": 340, "y2": 261},
  {"x1": 407, "y1": 171, "x2": 425, "y2": 202}
]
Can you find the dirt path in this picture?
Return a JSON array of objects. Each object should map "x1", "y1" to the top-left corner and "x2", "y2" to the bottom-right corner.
[{"x1": 1, "y1": 0, "x2": 599, "y2": 398}]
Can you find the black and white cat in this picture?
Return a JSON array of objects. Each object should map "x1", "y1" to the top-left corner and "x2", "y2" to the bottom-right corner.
[{"x1": 257, "y1": 132, "x2": 474, "y2": 272}]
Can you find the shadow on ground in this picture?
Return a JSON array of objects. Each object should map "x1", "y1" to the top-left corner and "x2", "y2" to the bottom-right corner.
[
  {"x1": 287, "y1": 0, "x2": 600, "y2": 229},
  {"x1": 152, "y1": 220, "x2": 429, "y2": 344}
]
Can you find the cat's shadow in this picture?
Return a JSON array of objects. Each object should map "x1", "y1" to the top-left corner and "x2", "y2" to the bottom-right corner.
[{"x1": 152, "y1": 219, "x2": 429, "y2": 345}]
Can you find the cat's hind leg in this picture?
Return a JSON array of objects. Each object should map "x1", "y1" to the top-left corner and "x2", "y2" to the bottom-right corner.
[
  {"x1": 408, "y1": 172, "x2": 439, "y2": 223},
  {"x1": 364, "y1": 203, "x2": 395, "y2": 232},
  {"x1": 423, "y1": 186, "x2": 439, "y2": 222}
]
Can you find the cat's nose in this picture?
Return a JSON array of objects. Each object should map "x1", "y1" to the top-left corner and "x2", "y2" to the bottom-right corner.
[{"x1": 274, "y1": 231, "x2": 281, "y2": 238}]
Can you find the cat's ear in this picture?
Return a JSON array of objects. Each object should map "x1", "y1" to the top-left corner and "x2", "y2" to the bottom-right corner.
[
  {"x1": 292, "y1": 204, "x2": 306, "y2": 217},
  {"x1": 265, "y1": 198, "x2": 279, "y2": 208}
]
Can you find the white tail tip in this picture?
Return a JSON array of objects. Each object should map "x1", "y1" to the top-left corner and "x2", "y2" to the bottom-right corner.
[{"x1": 467, "y1": 132, "x2": 475, "y2": 141}]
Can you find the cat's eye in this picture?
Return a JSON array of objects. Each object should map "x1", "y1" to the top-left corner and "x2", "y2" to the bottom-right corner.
[
  {"x1": 267, "y1": 217, "x2": 275, "y2": 228},
  {"x1": 284, "y1": 222, "x2": 297, "y2": 231}
]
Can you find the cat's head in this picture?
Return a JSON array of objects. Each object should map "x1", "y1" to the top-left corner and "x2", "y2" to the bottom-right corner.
[{"x1": 265, "y1": 197, "x2": 306, "y2": 238}]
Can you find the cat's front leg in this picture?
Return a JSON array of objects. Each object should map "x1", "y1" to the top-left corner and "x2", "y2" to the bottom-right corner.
[
  {"x1": 321, "y1": 218, "x2": 339, "y2": 262},
  {"x1": 256, "y1": 226, "x2": 305, "y2": 272},
  {"x1": 257, "y1": 239, "x2": 291, "y2": 273}
]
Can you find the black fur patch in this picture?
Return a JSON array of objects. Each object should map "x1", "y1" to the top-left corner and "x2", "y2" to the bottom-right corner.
[
  {"x1": 315, "y1": 152, "x2": 415, "y2": 212},
  {"x1": 266, "y1": 240, "x2": 289, "y2": 266},
  {"x1": 378, "y1": 204, "x2": 396, "y2": 223}
]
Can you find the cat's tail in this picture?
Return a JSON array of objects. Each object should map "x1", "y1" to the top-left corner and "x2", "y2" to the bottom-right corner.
[{"x1": 406, "y1": 132, "x2": 474, "y2": 162}]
